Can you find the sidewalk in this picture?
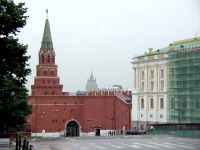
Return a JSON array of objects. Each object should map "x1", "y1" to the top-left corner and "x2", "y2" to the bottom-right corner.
[{"x1": 0, "y1": 138, "x2": 15, "y2": 150}]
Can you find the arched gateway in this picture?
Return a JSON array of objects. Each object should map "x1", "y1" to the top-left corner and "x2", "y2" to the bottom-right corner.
[{"x1": 66, "y1": 120, "x2": 80, "y2": 137}]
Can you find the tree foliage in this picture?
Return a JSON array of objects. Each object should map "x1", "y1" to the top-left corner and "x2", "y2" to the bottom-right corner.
[{"x1": 0, "y1": 0, "x2": 32, "y2": 132}]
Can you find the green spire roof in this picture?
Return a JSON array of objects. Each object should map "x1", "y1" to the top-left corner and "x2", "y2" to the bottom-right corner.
[
  {"x1": 42, "y1": 19, "x2": 52, "y2": 42},
  {"x1": 39, "y1": 10, "x2": 55, "y2": 55}
]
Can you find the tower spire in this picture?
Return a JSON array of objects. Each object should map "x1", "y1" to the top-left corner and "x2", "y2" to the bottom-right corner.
[
  {"x1": 90, "y1": 70, "x2": 94, "y2": 80},
  {"x1": 39, "y1": 9, "x2": 55, "y2": 55},
  {"x1": 46, "y1": 9, "x2": 48, "y2": 19}
]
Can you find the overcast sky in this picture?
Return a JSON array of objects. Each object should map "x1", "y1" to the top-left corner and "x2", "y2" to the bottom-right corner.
[{"x1": 14, "y1": 0, "x2": 200, "y2": 93}]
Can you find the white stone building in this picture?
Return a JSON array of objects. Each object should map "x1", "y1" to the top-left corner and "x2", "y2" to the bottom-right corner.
[{"x1": 131, "y1": 48, "x2": 169, "y2": 130}]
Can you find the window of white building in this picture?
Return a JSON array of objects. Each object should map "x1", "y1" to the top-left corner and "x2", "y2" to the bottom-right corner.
[
  {"x1": 150, "y1": 98, "x2": 154, "y2": 109},
  {"x1": 150, "y1": 114, "x2": 153, "y2": 118},
  {"x1": 141, "y1": 70, "x2": 144, "y2": 79},
  {"x1": 160, "y1": 114, "x2": 163, "y2": 118},
  {"x1": 141, "y1": 98, "x2": 144, "y2": 109},
  {"x1": 150, "y1": 69, "x2": 154, "y2": 79},
  {"x1": 160, "y1": 80, "x2": 164, "y2": 90},
  {"x1": 142, "y1": 82, "x2": 144, "y2": 90},
  {"x1": 160, "y1": 98, "x2": 164, "y2": 109},
  {"x1": 151, "y1": 81, "x2": 154, "y2": 90},
  {"x1": 161, "y1": 69, "x2": 164, "y2": 78}
]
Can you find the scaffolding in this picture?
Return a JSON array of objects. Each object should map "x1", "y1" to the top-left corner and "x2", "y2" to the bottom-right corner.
[{"x1": 169, "y1": 38, "x2": 200, "y2": 123}]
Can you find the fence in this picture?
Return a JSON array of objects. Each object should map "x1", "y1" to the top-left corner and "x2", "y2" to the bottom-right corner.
[
  {"x1": 15, "y1": 132, "x2": 34, "y2": 150},
  {"x1": 147, "y1": 123, "x2": 200, "y2": 135}
]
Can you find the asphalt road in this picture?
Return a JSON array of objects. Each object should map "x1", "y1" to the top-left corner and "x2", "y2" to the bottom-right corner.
[{"x1": 30, "y1": 135, "x2": 200, "y2": 150}]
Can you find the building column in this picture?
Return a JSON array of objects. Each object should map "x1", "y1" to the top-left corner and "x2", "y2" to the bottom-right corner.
[
  {"x1": 145, "y1": 66, "x2": 148, "y2": 92},
  {"x1": 135, "y1": 67, "x2": 139, "y2": 90},
  {"x1": 144, "y1": 94, "x2": 148, "y2": 129},
  {"x1": 164, "y1": 64, "x2": 167, "y2": 91},
  {"x1": 154, "y1": 94, "x2": 157, "y2": 123},
  {"x1": 154, "y1": 65, "x2": 157, "y2": 92}
]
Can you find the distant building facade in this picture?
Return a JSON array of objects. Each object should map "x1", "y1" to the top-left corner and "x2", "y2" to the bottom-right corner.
[
  {"x1": 131, "y1": 36, "x2": 200, "y2": 130},
  {"x1": 131, "y1": 48, "x2": 168, "y2": 130},
  {"x1": 85, "y1": 71, "x2": 98, "y2": 91},
  {"x1": 26, "y1": 11, "x2": 132, "y2": 137}
]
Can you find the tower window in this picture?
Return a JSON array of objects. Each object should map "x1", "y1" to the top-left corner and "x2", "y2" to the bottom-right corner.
[
  {"x1": 47, "y1": 56, "x2": 50, "y2": 63},
  {"x1": 42, "y1": 56, "x2": 44, "y2": 63}
]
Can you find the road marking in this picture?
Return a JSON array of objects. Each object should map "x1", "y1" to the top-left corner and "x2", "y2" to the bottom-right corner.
[
  {"x1": 164, "y1": 143, "x2": 194, "y2": 148},
  {"x1": 73, "y1": 143, "x2": 89, "y2": 149},
  {"x1": 89, "y1": 143, "x2": 106, "y2": 149},
  {"x1": 134, "y1": 142, "x2": 159, "y2": 148},
  {"x1": 167, "y1": 137, "x2": 183, "y2": 140},
  {"x1": 42, "y1": 145, "x2": 51, "y2": 150},
  {"x1": 104, "y1": 143, "x2": 124, "y2": 148},
  {"x1": 59, "y1": 144, "x2": 71, "y2": 150},
  {"x1": 147, "y1": 142, "x2": 174, "y2": 148},
  {"x1": 179, "y1": 143, "x2": 200, "y2": 148},
  {"x1": 122, "y1": 143, "x2": 140, "y2": 148}
]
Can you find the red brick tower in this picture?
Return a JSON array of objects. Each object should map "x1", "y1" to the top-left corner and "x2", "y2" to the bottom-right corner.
[{"x1": 31, "y1": 9, "x2": 63, "y2": 96}]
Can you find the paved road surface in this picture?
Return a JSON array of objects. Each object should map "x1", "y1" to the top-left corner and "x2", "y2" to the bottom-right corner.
[{"x1": 30, "y1": 135, "x2": 200, "y2": 150}]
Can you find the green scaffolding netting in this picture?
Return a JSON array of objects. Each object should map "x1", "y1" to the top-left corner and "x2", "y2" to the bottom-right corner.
[{"x1": 169, "y1": 44, "x2": 200, "y2": 123}]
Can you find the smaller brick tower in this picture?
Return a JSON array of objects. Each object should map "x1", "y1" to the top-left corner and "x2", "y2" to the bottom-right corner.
[{"x1": 31, "y1": 9, "x2": 63, "y2": 96}]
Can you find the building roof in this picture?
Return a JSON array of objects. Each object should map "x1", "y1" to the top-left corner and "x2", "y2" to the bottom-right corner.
[
  {"x1": 135, "y1": 37, "x2": 200, "y2": 58},
  {"x1": 39, "y1": 9, "x2": 55, "y2": 55}
]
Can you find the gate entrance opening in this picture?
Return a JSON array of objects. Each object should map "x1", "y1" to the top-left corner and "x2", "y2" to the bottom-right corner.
[
  {"x1": 95, "y1": 128, "x2": 100, "y2": 136},
  {"x1": 66, "y1": 120, "x2": 79, "y2": 137}
]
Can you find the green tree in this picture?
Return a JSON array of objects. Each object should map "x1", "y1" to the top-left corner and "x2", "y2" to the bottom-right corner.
[{"x1": 0, "y1": 0, "x2": 32, "y2": 133}]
